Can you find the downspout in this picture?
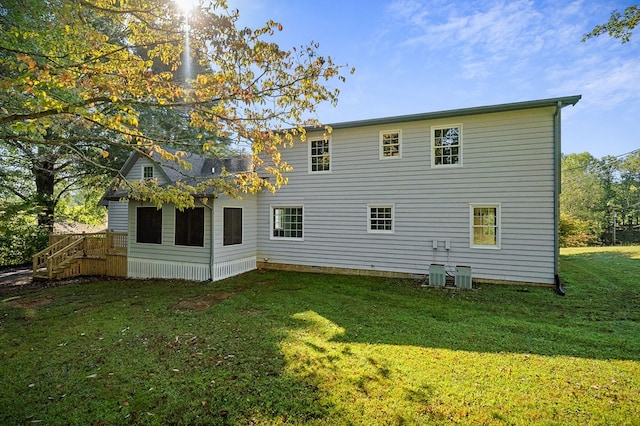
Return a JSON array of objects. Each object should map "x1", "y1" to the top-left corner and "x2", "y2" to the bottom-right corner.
[
  {"x1": 553, "y1": 101, "x2": 565, "y2": 296},
  {"x1": 201, "y1": 199, "x2": 214, "y2": 282}
]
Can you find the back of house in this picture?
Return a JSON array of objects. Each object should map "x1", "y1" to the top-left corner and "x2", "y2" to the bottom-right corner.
[
  {"x1": 103, "y1": 95, "x2": 580, "y2": 285},
  {"x1": 256, "y1": 96, "x2": 581, "y2": 285}
]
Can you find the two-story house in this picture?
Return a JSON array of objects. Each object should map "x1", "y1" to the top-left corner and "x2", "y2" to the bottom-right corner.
[{"x1": 103, "y1": 95, "x2": 581, "y2": 286}]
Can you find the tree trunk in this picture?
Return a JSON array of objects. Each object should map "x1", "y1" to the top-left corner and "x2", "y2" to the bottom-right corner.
[{"x1": 33, "y1": 144, "x2": 57, "y2": 234}]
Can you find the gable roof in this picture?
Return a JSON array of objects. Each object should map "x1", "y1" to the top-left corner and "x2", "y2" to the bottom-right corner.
[{"x1": 101, "y1": 149, "x2": 252, "y2": 203}]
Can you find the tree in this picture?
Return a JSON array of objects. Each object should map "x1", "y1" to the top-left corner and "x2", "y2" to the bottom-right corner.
[
  {"x1": 583, "y1": 5, "x2": 640, "y2": 43},
  {"x1": 560, "y1": 153, "x2": 605, "y2": 245},
  {"x1": 0, "y1": 0, "x2": 352, "y2": 209}
]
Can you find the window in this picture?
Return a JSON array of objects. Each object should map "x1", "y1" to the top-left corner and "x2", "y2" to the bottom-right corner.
[
  {"x1": 143, "y1": 165, "x2": 154, "y2": 179},
  {"x1": 380, "y1": 130, "x2": 402, "y2": 159},
  {"x1": 223, "y1": 207, "x2": 243, "y2": 246},
  {"x1": 470, "y1": 204, "x2": 501, "y2": 249},
  {"x1": 432, "y1": 125, "x2": 462, "y2": 167},
  {"x1": 271, "y1": 206, "x2": 303, "y2": 239},
  {"x1": 136, "y1": 207, "x2": 162, "y2": 244},
  {"x1": 175, "y1": 207, "x2": 204, "y2": 247},
  {"x1": 309, "y1": 138, "x2": 331, "y2": 172},
  {"x1": 368, "y1": 205, "x2": 394, "y2": 233}
]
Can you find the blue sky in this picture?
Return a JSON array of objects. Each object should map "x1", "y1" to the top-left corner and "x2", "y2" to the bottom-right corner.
[{"x1": 229, "y1": 0, "x2": 640, "y2": 158}]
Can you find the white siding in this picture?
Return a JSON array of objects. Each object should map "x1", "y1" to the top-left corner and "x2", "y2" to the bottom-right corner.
[
  {"x1": 257, "y1": 107, "x2": 557, "y2": 284},
  {"x1": 106, "y1": 200, "x2": 129, "y2": 232},
  {"x1": 127, "y1": 157, "x2": 169, "y2": 185},
  {"x1": 211, "y1": 195, "x2": 258, "y2": 279}
]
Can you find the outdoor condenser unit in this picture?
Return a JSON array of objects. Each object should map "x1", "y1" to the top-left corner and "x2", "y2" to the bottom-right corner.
[
  {"x1": 455, "y1": 265, "x2": 472, "y2": 289},
  {"x1": 429, "y1": 264, "x2": 446, "y2": 287}
]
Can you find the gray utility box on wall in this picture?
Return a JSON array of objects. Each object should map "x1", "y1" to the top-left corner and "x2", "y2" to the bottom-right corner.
[
  {"x1": 455, "y1": 265, "x2": 472, "y2": 289},
  {"x1": 429, "y1": 264, "x2": 446, "y2": 287}
]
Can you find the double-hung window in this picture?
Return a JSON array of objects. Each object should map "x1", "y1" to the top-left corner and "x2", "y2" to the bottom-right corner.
[
  {"x1": 380, "y1": 130, "x2": 402, "y2": 159},
  {"x1": 136, "y1": 207, "x2": 162, "y2": 244},
  {"x1": 368, "y1": 205, "x2": 394, "y2": 233},
  {"x1": 271, "y1": 206, "x2": 303, "y2": 239},
  {"x1": 432, "y1": 125, "x2": 462, "y2": 167},
  {"x1": 309, "y1": 138, "x2": 331, "y2": 173},
  {"x1": 470, "y1": 204, "x2": 501, "y2": 249},
  {"x1": 175, "y1": 207, "x2": 204, "y2": 247}
]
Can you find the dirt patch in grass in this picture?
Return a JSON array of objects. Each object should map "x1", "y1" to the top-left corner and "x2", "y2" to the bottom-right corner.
[
  {"x1": 1, "y1": 294, "x2": 55, "y2": 308},
  {"x1": 171, "y1": 291, "x2": 235, "y2": 312}
]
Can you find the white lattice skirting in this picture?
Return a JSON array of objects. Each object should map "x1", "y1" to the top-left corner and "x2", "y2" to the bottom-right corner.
[
  {"x1": 212, "y1": 256, "x2": 257, "y2": 281},
  {"x1": 128, "y1": 258, "x2": 210, "y2": 281},
  {"x1": 128, "y1": 256, "x2": 256, "y2": 282}
]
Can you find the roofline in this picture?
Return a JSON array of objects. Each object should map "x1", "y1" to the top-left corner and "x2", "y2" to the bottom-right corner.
[{"x1": 309, "y1": 95, "x2": 582, "y2": 131}]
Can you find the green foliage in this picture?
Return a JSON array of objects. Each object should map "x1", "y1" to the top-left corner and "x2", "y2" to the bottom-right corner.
[
  {"x1": 561, "y1": 152, "x2": 640, "y2": 245},
  {"x1": 0, "y1": 199, "x2": 48, "y2": 265},
  {"x1": 559, "y1": 213, "x2": 597, "y2": 247},
  {"x1": 583, "y1": 5, "x2": 640, "y2": 43},
  {"x1": 0, "y1": 0, "x2": 352, "y2": 207},
  {"x1": 55, "y1": 187, "x2": 107, "y2": 226},
  {"x1": 1, "y1": 253, "x2": 640, "y2": 424}
]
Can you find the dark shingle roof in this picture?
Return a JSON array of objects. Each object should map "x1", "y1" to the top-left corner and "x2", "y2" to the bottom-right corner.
[{"x1": 100, "y1": 150, "x2": 253, "y2": 203}]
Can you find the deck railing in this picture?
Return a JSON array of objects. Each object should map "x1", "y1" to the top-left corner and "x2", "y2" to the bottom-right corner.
[{"x1": 33, "y1": 232, "x2": 128, "y2": 279}]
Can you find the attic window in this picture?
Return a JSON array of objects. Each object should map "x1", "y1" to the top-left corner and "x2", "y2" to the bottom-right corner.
[{"x1": 143, "y1": 165, "x2": 154, "y2": 179}]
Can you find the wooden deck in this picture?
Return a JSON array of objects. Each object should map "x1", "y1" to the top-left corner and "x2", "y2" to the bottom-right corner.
[{"x1": 33, "y1": 232, "x2": 127, "y2": 280}]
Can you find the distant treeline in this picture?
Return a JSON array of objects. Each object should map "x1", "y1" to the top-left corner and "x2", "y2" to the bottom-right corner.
[{"x1": 561, "y1": 151, "x2": 640, "y2": 246}]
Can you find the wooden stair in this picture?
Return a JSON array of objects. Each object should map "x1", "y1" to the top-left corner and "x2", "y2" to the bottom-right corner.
[{"x1": 32, "y1": 236, "x2": 86, "y2": 280}]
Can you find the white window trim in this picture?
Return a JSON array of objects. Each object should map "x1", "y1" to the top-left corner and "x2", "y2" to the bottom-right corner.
[
  {"x1": 367, "y1": 204, "x2": 395, "y2": 234},
  {"x1": 308, "y1": 137, "x2": 332, "y2": 174},
  {"x1": 379, "y1": 129, "x2": 402, "y2": 160},
  {"x1": 431, "y1": 124, "x2": 463, "y2": 168},
  {"x1": 142, "y1": 164, "x2": 154, "y2": 179},
  {"x1": 270, "y1": 205, "x2": 304, "y2": 241},
  {"x1": 469, "y1": 203, "x2": 501, "y2": 249}
]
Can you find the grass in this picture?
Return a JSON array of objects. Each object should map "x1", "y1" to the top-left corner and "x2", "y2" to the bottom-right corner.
[{"x1": 0, "y1": 247, "x2": 639, "y2": 425}]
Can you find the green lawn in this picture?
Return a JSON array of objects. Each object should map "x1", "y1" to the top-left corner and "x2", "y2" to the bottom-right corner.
[{"x1": 1, "y1": 247, "x2": 639, "y2": 425}]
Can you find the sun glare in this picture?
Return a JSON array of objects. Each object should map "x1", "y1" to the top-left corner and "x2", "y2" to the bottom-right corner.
[{"x1": 175, "y1": 0, "x2": 198, "y2": 14}]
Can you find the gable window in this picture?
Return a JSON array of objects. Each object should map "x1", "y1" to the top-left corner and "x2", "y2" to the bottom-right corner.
[
  {"x1": 143, "y1": 165, "x2": 154, "y2": 179},
  {"x1": 470, "y1": 204, "x2": 501, "y2": 249},
  {"x1": 380, "y1": 130, "x2": 402, "y2": 159},
  {"x1": 368, "y1": 205, "x2": 394, "y2": 233},
  {"x1": 223, "y1": 207, "x2": 243, "y2": 246},
  {"x1": 175, "y1": 207, "x2": 204, "y2": 247},
  {"x1": 136, "y1": 207, "x2": 162, "y2": 244},
  {"x1": 271, "y1": 206, "x2": 303, "y2": 239},
  {"x1": 432, "y1": 125, "x2": 462, "y2": 167},
  {"x1": 309, "y1": 138, "x2": 331, "y2": 173}
]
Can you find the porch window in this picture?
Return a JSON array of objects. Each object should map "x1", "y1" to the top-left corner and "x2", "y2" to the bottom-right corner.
[
  {"x1": 136, "y1": 207, "x2": 162, "y2": 244},
  {"x1": 223, "y1": 207, "x2": 243, "y2": 246},
  {"x1": 175, "y1": 207, "x2": 204, "y2": 247}
]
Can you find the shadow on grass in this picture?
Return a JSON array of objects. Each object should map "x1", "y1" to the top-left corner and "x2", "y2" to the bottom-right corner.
[{"x1": 262, "y1": 249, "x2": 640, "y2": 362}]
